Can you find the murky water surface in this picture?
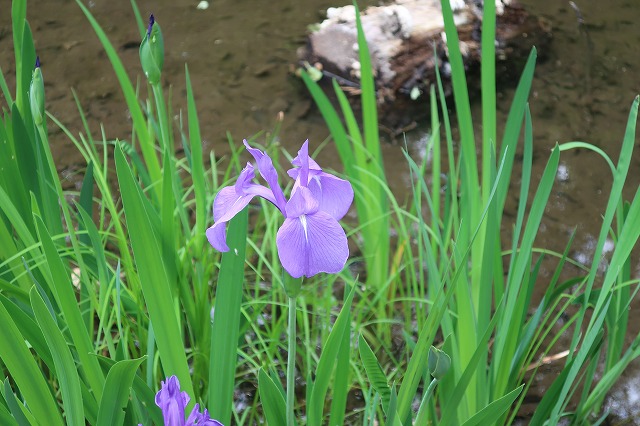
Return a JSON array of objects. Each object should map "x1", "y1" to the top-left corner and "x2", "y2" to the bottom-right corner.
[{"x1": 2, "y1": 0, "x2": 640, "y2": 422}]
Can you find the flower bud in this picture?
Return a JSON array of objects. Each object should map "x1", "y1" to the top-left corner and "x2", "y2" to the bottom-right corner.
[
  {"x1": 428, "y1": 346, "x2": 451, "y2": 381},
  {"x1": 29, "y1": 57, "x2": 45, "y2": 126},
  {"x1": 139, "y1": 14, "x2": 164, "y2": 85}
]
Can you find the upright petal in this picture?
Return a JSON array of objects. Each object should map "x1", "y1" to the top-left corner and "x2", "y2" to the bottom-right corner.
[
  {"x1": 276, "y1": 210, "x2": 349, "y2": 278},
  {"x1": 199, "y1": 408, "x2": 224, "y2": 426},
  {"x1": 185, "y1": 403, "x2": 223, "y2": 426},
  {"x1": 295, "y1": 140, "x2": 310, "y2": 187},
  {"x1": 185, "y1": 403, "x2": 202, "y2": 426},
  {"x1": 243, "y1": 140, "x2": 287, "y2": 212},
  {"x1": 285, "y1": 186, "x2": 318, "y2": 218},
  {"x1": 286, "y1": 141, "x2": 354, "y2": 219},
  {"x1": 288, "y1": 169, "x2": 354, "y2": 220},
  {"x1": 290, "y1": 143, "x2": 321, "y2": 172}
]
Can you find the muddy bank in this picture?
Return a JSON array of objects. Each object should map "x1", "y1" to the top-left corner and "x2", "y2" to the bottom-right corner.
[{"x1": 1, "y1": 0, "x2": 640, "y2": 422}]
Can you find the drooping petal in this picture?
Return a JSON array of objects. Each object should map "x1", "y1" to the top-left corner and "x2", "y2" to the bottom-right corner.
[
  {"x1": 208, "y1": 162, "x2": 279, "y2": 252},
  {"x1": 213, "y1": 185, "x2": 248, "y2": 223},
  {"x1": 307, "y1": 173, "x2": 354, "y2": 220},
  {"x1": 243, "y1": 140, "x2": 287, "y2": 212},
  {"x1": 155, "y1": 376, "x2": 189, "y2": 426},
  {"x1": 276, "y1": 210, "x2": 349, "y2": 278},
  {"x1": 207, "y1": 191, "x2": 255, "y2": 252},
  {"x1": 231, "y1": 163, "x2": 256, "y2": 203},
  {"x1": 214, "y1": 163, "x2": 277, "y2": 220}
]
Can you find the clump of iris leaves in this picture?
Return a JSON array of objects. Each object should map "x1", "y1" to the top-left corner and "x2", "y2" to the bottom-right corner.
[{"x1": 1, "y1": 0, "x2": 640, "y2": 425}]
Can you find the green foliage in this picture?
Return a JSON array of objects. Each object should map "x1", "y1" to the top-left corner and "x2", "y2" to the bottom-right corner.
[
  {"x1": 307, "y1": 284, "x2": 355, "y2": 426},
  {"x1": 300, "y1": 2, "x2": 390, "y2": 298},
  {"x1": 96, "y1": 358, "x2": 147, "y2": 426},
  {"x1": 259, "y1": 369, "x2": 288, "y2": 425},
  {"x1": 209, "y1": 208, "x2": 249, "y2": 425},
  {"x1": 139, "y1": 17, "x2": 164, "y2": 85},
  {"x1": 0, "y1": 0, "x2": 639, "y2": 425},
  {"x1": 30, "y1": 287, "x2": 84, "y2": 426}
]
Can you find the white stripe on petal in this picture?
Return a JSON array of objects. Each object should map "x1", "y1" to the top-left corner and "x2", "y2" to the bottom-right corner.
[{"x1": 300, "y1": 215, "x2": 308, "y2": 241}]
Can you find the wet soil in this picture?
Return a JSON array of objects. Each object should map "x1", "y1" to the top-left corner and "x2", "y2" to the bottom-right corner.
[{"x1": 2, "y1": 0, "x2": 640, "y2": 422}]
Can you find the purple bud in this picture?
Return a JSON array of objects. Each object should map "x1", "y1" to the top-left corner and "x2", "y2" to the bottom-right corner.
[
  {"x1": 35, "y1": 56, "x2": 40, "y2": 69},
  {"x1": 147, "y1": 14, "x2": 155, "y2": 37},
  {"x1": 155, "y1": 375, "x2": 224, "y2": 425}
]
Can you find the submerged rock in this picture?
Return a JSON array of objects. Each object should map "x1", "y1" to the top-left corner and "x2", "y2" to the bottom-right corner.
[{"x1": 298, "y1": 0, "x2": 551, "y2": 127}]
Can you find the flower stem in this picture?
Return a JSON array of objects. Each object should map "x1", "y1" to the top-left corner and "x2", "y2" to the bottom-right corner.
[
  {"x1": 287, "y1": 295, "x2": 297, "y2": 426},
  {"x1": 152, "y1": 82, "x2": 172, "y2": 154}
]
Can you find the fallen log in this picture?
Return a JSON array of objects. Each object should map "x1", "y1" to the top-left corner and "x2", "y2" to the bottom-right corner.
[{"x1": 297, "y1": 0, "x2": 551, "y2": 129}]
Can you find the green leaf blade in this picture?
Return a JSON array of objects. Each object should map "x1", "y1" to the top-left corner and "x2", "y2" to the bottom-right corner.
[
  {"x1": 209, "y1": 207, "x2": 248, "y2": 425},
  {"x1": 30, "y1": 287, "x2": 84, "y2": 426},
  {"x1": 96, "y1": 358, "x2": 146, "y2": 426},
  {"x1": 114, "y1": 145, "x2": 195, "y2": 402}
]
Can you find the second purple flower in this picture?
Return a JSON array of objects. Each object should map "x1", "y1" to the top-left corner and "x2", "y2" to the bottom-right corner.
[{"x1": 206, "y1": 140, "x2": 354, "y2": 278}]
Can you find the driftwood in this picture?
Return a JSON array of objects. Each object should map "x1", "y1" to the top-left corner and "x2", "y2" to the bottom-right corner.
[{"x1": 298, "y1": 0, "x2": 551, "y2": 128}]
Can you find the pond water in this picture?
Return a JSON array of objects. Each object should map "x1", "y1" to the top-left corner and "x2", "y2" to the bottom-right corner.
[{"x1": 1, "y1": 0, "x2": 640, "y2": 422}]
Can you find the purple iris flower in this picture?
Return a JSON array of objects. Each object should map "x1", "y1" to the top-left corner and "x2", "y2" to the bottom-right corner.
[
  {"x1": 154, "y1": 376, "x2": 223, "y2": 426},
  {"x1": 206, "y1": 140, "x2": 353, "y2": 278}
]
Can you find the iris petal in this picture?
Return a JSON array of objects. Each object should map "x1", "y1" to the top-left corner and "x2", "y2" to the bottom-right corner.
[
  {"x1": 213, "y1": 186, "x2": 246, "y2": 222},
  {"x1": 243, "y1": 140, "x2": 287, "y2": 212},
  {"x1": 185, "y1": 403, "x2": 202, "y2": 426},
  {"x1": 207, "y1": 193, "x2": 254, "y2": 252},
  {"x1": 199, "y1": 408, "x2": 224, "y2": 425},
  {"x1": 208, "y1": 139, "x2": 352, "y2": 281},
  {"x1": 156, "y1": 376, "x2": 224, "y2": 426},
  {"x1": 209, "y1": 161, "x2": 277, "y2": 252},
  {"x1": 296, "y1": 140, "x2": 310, "y2": 186},
  {"x1": 286, "y1": 143, "x2": 353, "y2": 220},
  {"x1": 232, "y1": 163, "x2": 256, "y2": 200},
  {"x1": 290, "y1": 141, "x2": 321, "y2": 171},
  {"x1": 285, "y1": 186, "x2": 318, "y2": 218},
  {"x1": 307, "y1": 173, "x2": 354, "y2": 220},
  {"x1": 155, "y1": 376, "x2": 189, "y2": 426},
  {"x1": 276, "y1": 210, "x2": 349, "y2": 278}
]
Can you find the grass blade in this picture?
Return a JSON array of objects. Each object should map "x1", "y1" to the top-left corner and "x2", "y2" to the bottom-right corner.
[
  {"x1": 0, "y1": 294, "x2": 53, "y2": 368},
  {"x1": 30, "y1": 287, "x2": 84, "y2": 426},
  {"x1": 0, "y1": 297, "x2": 63, "y2": 425},
  {"x1": 96, "y1": 358, "x2": 146, "y2": 426},
  {"x1": 358, "y1": 334, "x2": 392, "y2": 412},
  {"x1": 185, "y1": 64, "x2": 207, "y2": 257},
  {"x1": 33, "y1": 215, "x2": 105, "y2": 401},
  {"x1": 300, "y1": 71, "x2": 353, "y2": 168},
  {"x1": 3, "y1": 379, "x2": 33, "y2": 426},
  {"x1": 259, "y1": 368, "x2": 287, "y2": 426},
  {"x1": 74, "y1": 0, "x2": 161, "y2": 188},
  {"x1": 460, "y1": 385, "x2": 523, "y2": 426},
  {"x1": 209, "y1": 207, "x2": 248, "y2": 424},
  {"x1": 115, "y1": 144, "x2": 195, "y2": 401},
  {"x1": 328, "y1": 316, "x2": 351, "y2": 426},
  {"x1": 307, "y1": 284, "x2": 355, "y2": 426}
]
